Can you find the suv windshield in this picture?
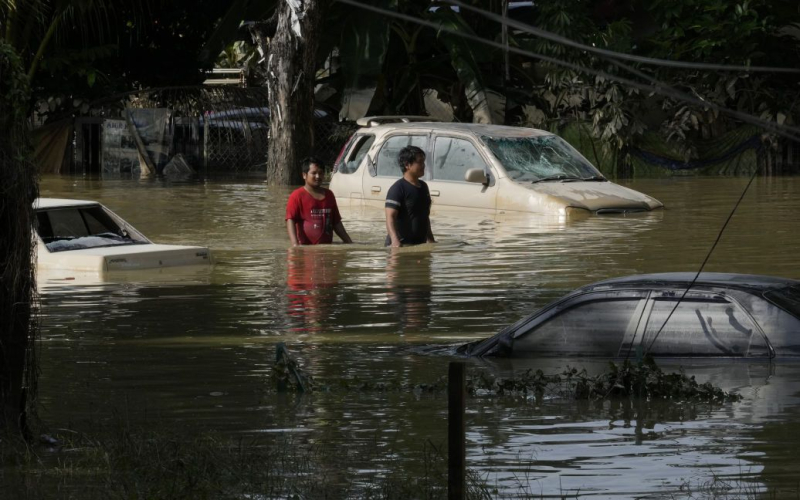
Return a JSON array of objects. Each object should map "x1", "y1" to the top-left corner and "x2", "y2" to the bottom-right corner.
[{"x1": 481, "y1": 134, "x2": 601, "y2": 182}]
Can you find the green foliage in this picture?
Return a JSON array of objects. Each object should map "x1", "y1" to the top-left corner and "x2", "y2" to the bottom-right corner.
[
  {"x1": 428, "y1": 6, "x2": 503, "y2": 123},
  {"x1": 507, "y1": 0, "x2": 800, "y2": 168},
  {"x1": 646, "y1": 0, "x2": 773, "y2": 63},
  {"x1": 0, "y1": 41, "x2": 31, "y2": 130}
]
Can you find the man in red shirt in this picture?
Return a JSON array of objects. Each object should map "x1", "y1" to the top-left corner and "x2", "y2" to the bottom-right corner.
[{"x1": 286, "y1": 157, "x2": 353, "y2": 246}]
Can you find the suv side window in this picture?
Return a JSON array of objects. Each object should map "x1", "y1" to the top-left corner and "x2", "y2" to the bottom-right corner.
[
  {"x1": 641, "y1": 294, "x2": 764, "y2": 356},
  {"x1": 432, "y1": 136, "x2": 488, "y2": 182},
  {"x1": 375, "y1": 135, "x2": 427, "y2": 178},
  {"x1": 513, "y1": 293, "x2": 646, "y2": 356},
  {"x1": 339, "y1": 134, "x2": 375, "y2": 174}
]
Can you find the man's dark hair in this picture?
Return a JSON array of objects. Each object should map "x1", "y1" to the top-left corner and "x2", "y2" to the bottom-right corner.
[
  {"x1": 397, "y1": 146, "x2": 425, "y2": 172},
  {"x1": 300, "y1": 156, "x2": 325, "y2": 174}
]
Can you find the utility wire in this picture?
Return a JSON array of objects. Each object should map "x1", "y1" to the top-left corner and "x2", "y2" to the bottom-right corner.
[
  {"x1": 446, "y1": 0, "x2": 800, "y2": 74},
  {"x1": 335, "y1": 0, "x2": 800, "y2": 143}
]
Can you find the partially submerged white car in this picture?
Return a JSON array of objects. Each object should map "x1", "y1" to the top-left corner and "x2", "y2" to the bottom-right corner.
[
  {"x1": 34, "y1": 198, "x2": 212, "y2": 275},
  {"x1": 331, "y1": 117, "x2": 663, "y2": 216}
]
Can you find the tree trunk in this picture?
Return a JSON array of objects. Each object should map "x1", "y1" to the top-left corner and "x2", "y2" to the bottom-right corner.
[
  {"x1": 0, "y1": 42, "x2": 37, "y2": 437},
  {"x1": 264, "y1": 0, "x2": 325, "y2": 185}
]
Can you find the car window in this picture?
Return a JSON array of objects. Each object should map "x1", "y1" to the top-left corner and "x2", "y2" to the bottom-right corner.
[
  {"x1": 44, "y1": 209, "x2": 90, "y2": 238},
  {"x1": 432, "y1": 136, "x2": 488, "y2": 182},
  {"x1": 36, "y1": 206, "x2": 144, "y2": 252},
  {"x1": 641, "y1": 296, "x2": 763, "y2": 356},
  {"x1": 339, "y1": 134, "x2": 375, "y2": 174},
  {"x1": 513, "y1": 296, "x2": 645, "y2": 356},
  {"x1": 481, "y1": 134, "x2": 601, "y2": 182},
  {"x1": 375, "y1": 135, "x2": 427, "y2": 178}
]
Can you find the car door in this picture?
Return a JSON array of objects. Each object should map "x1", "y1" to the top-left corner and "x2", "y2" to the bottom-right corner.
[
  {"x1": 362, "y1": 133, "x2": 431, "y2": 209},
  {"x1": 427, "y1": 134, "x2": 498, "y2": 212},
  {"x1": 637, "y1": 290, "x2": 771, "y2": 357}
]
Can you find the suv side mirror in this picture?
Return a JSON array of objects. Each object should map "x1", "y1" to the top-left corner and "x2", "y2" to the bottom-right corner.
[{"x1": 465, "y1": 168, "x2": 488, "y2": 185}]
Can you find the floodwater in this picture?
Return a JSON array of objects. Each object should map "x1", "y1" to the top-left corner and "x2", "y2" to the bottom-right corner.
[{"x1": 35, "y1": 174, "x2": 800, "y2": 497}]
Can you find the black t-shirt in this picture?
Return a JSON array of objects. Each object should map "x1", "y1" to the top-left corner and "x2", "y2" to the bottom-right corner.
[{"x1": 385, "y1": 178, "x2": 432, "y2": 246}]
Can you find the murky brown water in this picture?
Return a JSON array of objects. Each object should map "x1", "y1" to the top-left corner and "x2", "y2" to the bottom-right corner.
[{"x1": 35, "y1": 174, "x2": 800, "y2": 497}]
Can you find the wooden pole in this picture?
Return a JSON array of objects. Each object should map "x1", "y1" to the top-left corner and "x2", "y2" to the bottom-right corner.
[{"x1": 448, "y1": 361, "x2": 466, "y2": 500}]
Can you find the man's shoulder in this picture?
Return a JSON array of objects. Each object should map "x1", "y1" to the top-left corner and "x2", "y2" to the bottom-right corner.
[
  {"x1": 387, "y1": 178, "x2": 406, "y2": 194},
  {"x1": 289, "y1": 186, "x2": 306, "y2": 197}
]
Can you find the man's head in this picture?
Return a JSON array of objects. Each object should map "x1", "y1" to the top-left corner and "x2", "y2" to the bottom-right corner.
[
  {"x1": 301, "y1": 156, "x2": 325, "y2": 189},
  {"x1": 397, "y1": 146, "x2": 426, "y2": 178}
]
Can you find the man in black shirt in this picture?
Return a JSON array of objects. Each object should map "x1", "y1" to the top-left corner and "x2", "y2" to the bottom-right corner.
[{"x1": 385, "y1": 146, "x2": 436, "y2": 247}]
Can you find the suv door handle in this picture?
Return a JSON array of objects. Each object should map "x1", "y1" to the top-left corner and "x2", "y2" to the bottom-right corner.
[
  {"x1": 371, "y1": 186, "x2": 381, "y2": 193},
  {"x1": 430, "y1": 190, "x2": 440, "y2": 196}
]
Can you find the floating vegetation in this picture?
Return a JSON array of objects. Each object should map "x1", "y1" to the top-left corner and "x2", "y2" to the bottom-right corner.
[
  {"x1": 269, "y1": 347, "x2": 740, "y2": 403},
  {"x1": 470, "y1": 356, "x2": 741, "y2": 403}
]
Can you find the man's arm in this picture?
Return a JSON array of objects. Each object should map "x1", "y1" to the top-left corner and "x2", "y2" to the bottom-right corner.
[
  {"x1": 286, "y1": 219, "x2": 300, "y2": 246},
  {"x1": 426, "y1": 220, "x2": 435, "y2": 244},
  {"x1": 385, "y1": 208, "x2": 402, "y2": 247},
  {"x1": 333, "y1": 221, "x2": 353, "y2": 243}
]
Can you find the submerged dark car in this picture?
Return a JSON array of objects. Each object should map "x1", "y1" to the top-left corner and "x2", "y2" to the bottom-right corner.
[{"x1": 461, "y1": 273, "x2": 800, "y2": 359}]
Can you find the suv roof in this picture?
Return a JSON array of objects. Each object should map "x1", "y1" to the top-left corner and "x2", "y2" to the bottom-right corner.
[{"x1": 357, "y1": 121, "x2": 553, "y2": 139}]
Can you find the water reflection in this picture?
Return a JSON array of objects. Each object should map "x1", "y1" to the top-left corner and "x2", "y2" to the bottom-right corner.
[
  {"x1": 286, "y1": 247, "x2": 347, "y2": 333},
  {"x1": 386, "y1": 248, "x2": 433, "y2": 333}
]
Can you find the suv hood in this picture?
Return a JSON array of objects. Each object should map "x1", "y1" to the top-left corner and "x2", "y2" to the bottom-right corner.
[{"x1": 526, "y1": 180, "x2": 663, "y2": 212}]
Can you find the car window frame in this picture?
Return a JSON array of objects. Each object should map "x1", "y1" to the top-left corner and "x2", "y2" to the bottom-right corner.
[
  {"x1": 429, "y1": 133, "x2": 496, "y2": 186},
  {"x1": 371, "y1": 131, "x2": 431, "y2": 179}
]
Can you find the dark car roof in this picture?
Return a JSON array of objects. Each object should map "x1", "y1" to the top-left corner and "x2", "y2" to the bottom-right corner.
[{"x1": 581, "y1": 273, "x2": 800, "y2": 294}]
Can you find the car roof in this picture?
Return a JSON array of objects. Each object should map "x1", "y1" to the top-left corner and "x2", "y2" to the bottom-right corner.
[
  {"x1": 34, "y1": 198, "x2": 100, "y2": 209},
  {"x1": 583, "y1": 272, "x2": 800, "y2": 293},
  {"x1": 360, "y1": 122, "x2": 554, "y2": 138}
]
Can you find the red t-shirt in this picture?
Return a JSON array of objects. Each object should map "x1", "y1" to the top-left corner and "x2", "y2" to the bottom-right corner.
[{"x1": 285, "y1": 187, "x2": 342, "y2": 244}]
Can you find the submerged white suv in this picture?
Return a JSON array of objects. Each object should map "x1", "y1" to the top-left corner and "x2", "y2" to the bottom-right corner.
[{"x1": 330, "y1": 117, "x2": 663, "y2": 216}]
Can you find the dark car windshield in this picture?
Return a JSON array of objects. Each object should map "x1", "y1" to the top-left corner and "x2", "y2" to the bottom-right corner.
[
  {"x1": 764, "y1": 285, "x2": 800, "y2": 316},
  {"x1": 481, "y1": 134, "x2": 601, "y2": 182}
]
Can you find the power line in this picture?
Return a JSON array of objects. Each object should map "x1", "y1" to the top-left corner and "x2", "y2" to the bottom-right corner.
[
  {"x1": 447, "y1": 0, "x2": 800, "y2": 75},
  {"x1": 335, "y1": 0, "x2": 800, "y2": 143}
]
